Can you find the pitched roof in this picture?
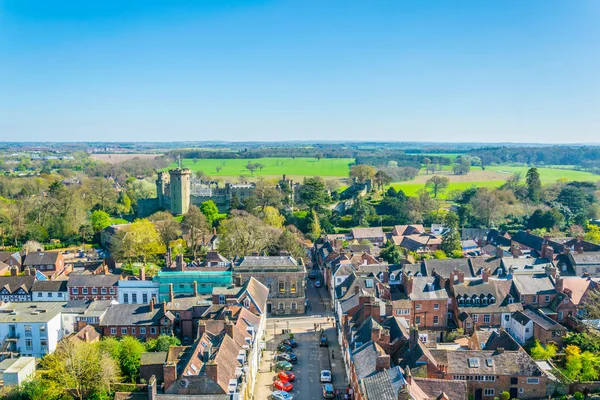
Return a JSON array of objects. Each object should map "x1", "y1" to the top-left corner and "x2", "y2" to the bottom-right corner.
[
  {"x1": 561, "y1": 277, "x2": 593, "y2": 305},
  {"x1": 100, "y1": 304, "x2": 174, "y2": 326},
  {"x1": 428, "y1": 349, "x2": 542, "y2": 376},
  {"x1": 482, "y1": 330, "x2": 521, "y2": 351},
  {"x1": 423, "y1": 259, "x2": 472, "y2": 278},
  {"x1": 361, "y1": 366, "x2": 406, "y2": 400},
  {"x1": 67, "y1": 274, "x2": 120, "y2": 287},
  {"x1": 352, "y1": 341, "x2": 387, "y2": 380},
  {"x1": 468, "y1": 257, "x2": 502, "y2": 276},
  {"x1": 239, "y1": 276, "x2": 269, "y2": 313},
  {"x1": 234, "y1": 255, "x2": 301, "y2": 271},
  {"x1": 0, "y1": 251, "x2": 21, "y2": 266},
  {"x1": 513, "y1": 274, "x2": 556, "y2": 296},
  {"x1": 140, "y1": 351, "x2": 168, "y2": 366},
  {"x1": 413, "y1": 377, "x2": 468, "y2": 400},
  {"x1": 23, "y1": 251, "x2": 60, "y2": 265},
  {"x1": 392, "y1": 225, "x2": 425, "y2": 236},
  {"x1": 32, "y1": 280, "x2": 68, "y2": 292},
  {"x1": 0, "y1": 276, "x2": 36, "y2": 294},
  {"x1": 568, "y1": 251, "x2": 600, "y2": 266},
  {"x1": 409, "y1": 276, "x2": 449, "y2": 301},
  {"x1": 522, "y1": 308, "x2": 566, "y2": 331},
  {"x1": 351, "y1": 227, "x2": 385, "y2": 240},
  {"x1": 453, "y1": 279, "x2": 521, "y2": 314}
]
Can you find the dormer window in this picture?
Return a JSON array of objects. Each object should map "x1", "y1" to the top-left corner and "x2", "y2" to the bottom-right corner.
[
  {"x1": 243, "y1": 298, "x2": 251, "y2": 308},
  {"x1": 458, "y1": 297, "x2": 464, "y2": 305},
  {"x1": 465, "y1": 297, "x2": 472, "y2": 305},
  {"x1": 482, "y1": 297, "x2": 488, "y2": 305},
  {"x1": 473, "y1": 296, "x2": 480, "y2": 305},
  {"x1": 489, "y1": 296, "x2": 496, "y2": 304},
  {"x1": 390, "y1": 273, "x2": 396, "y2": 281}
]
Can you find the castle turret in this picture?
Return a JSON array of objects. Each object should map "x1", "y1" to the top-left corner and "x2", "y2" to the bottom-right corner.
[
  {"x1": 169, "y1": 168, "x2": 191, "y2": 215},
  {"x1": 156, "y1": 171, "x2": 170, "y2": 208}
]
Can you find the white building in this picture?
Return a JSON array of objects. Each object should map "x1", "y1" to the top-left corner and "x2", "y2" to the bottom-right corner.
[
  {"x1": 118, "y1": 279, "x2": 159, "y2": 304},
  {"x1": 0, "y1": 357, "x2": 36, "y2": 386},
  {"x1": 61, "y1": 299, "x2": 115, "y2": 337},
  {"x1": 0, "y1": 302, "x2": 65, "y2": 358},
  {"x1": 509, "y1": 310, "x2": 533, "y2": 344},
  {"x1": 31, "y1": 280, "x2": 68, "y2": 302}
]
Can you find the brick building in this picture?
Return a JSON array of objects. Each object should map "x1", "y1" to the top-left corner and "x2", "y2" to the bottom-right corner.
[
  {"x1": 401, "y1": 272, "x2": 449, "y2": 336},
  {"x1": 99, "y1": 300, "x2": 175, "y2": 340},
  {"x1": 67, "y1": 274, "x2": 120, "y2": 300},
  {"x1": 23, "y1": 251, "x2": 65, "y2": 276}
]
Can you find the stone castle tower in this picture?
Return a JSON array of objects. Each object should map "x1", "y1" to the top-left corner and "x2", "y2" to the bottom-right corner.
[{"x1": 168, "y1": 168, "x2": 191, "y2": 215}]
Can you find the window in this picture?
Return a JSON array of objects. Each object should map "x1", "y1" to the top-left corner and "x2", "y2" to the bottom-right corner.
[
  {"x1": 25, "y1": 339, "x2": 33, "y2": 350},
  {"x1": 24, "y1": 325, "x2": 32, "y2": 336},
  {"x1": 472, "y1": 314, "x2": 478, "y2": 323},
  {"x1": 545, "y1": 295, "x2": 550, "y2": 303},
  {"x1": 109, "y1": 288, "x2": 115, "y2": 294},
  {"x1": 58, "y1": 292, "x2": 63, "y2": 297},
  {"x1": 37, "y1": 292, "x2": 42, "y2": 298},
  {"x1": 489, "y1": 296, "x2": 496, "y2": 304},
  {"x1": 433, "y1": 316, "x2": 439, "y2": 325},
  {"x1": 150, "y1": 327, "x2": 157, "y2": 334},
  {"x1": 482, "y1": 297, "x2": 488, "y2": 305},
  {"x1": 527, "y1": 377, "x2": 539, "y2": 384},
  {"x1": 82, "y1": 288, "x2": 88, "y2": 295},
  {"x1": 140, "y1": 327, "x2": 146, "y2": 334},
  {"x1": 532, "y1": 296, "x2": 537, "y2": 304},
  {"x1": 519, "y1": 389, "x2": 524, "y2": 394},
  {"x1": 291, "y1": 301, "x2": 297, "y2": 311},
  {"x1": 558, "y1": 311, "x2": 563, "y2": 321},
  {"x1": 458, "y1": 297, "x2": 464, "y2": 305},
  {"x1": 92, "y1": 287, "x2": 98, "y2": 294},
  {"x1": 219, "y1": 295, "x2": 225, "y2": 305},
  {"x1": 511, "y1": 377, "x2": 518, "y2": 385},
  {"x1": 123, "y1": 294, "x2": 129, "y2": 304},
  {"x1": 504, "y1": 314, "x2": 510, "y2": 322},
  {"x1": 416, "y1": 304, "x2": 422, "y2": 310},
  {"x1": 508, "y1": 297, "x2": 514, "y2": 304},
  {"x1": 132, "y1": 293, "x2": 137, "y2": 303},
  {"x1": 72, "y1": 288, "x2": 79, "y2": 295},
  {"x1": 244, "y1": 298, "x2": 251, "y2": 308},
  {"x1": 131, "y1": 328, "x2": 136, "y2": 335},
  {"x1": 47, "y1": 292, "x2": 52, "y2": 297},
  {"x1": 520, "y1": 295, "x2": 525, "y2": 303},
  {"x1": 474, "y1": 297, "x2": 480, "y2": 305},
  {"x1": 467, "y1": 358, "x2": 480, "y2": 368},
  {"x1": 40, "y1": 339, "x2": 48, "y2": 349},
  {"x1": 484, "y1": 389, "x2": 495, "y2": 396},
  {"x1": 278, "y1": 302, "x2": 285, "y2": 310},
  {"x1": 396, "y1": 309, "x2": 410, "y2": 315},
  {"x1": 525, "y1": 327, "x2": 530, "y2": 333},
  {"x1": 279, "y1": 281, "x2": 285, "y2": 294},
  {"x1": 486, "y1": 358, "x2": 493, "y2": 367},
  {"x1": 121, "y1": 328, "x2": 127, "y2": 334},
  {"x1": 466, "y1": 322, "x2": 472, "y2": 328},
  {"x1": 143, "y1": 293, "x2": 148, "y2": 303},
  {"x1": 39, "y1": 325, "x2": 47, "y2": 337},
  {"x1": 111, "y1": 328, "x2": 117, "y2": 335},
  {"x1": 101, "y1": 288, "x2": 107, "y2": 294},
  {"x1": 419, "y1": 333, "x2": 428, "y2": 343},
  {"x1": 290, "y1": 280, "x2": 297, "y2": 294},
  {"x1": 415, "y1": 316, "x2": 421, "y2": 325},
  {"x1": 365, "y1": 279, "x2": 374, "y2": 288},
  {"x1": 434, "y1": 303, "x2": 439, "y2": 310},
  {"x1": 483, "y1": 314, "x2": 491, "y2": 324}
]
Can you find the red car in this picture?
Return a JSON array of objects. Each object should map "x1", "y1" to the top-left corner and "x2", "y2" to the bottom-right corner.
[
  {"x1": 273, "y1": 380, "x2": 293, "y2": 392},
  {"x1": 278, "y1": 370, "x2": 295, "y2": 382}
]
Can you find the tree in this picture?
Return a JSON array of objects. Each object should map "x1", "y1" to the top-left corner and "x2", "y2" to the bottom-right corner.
[
  {"x1": 119, "y1": 336, "x2": 146, "y2": 382},
  {"x1": 195, "y1": 170, "x2": 206, "y2": 181},
  {"x1": 499, "y1": 392, "x2": 511, "y2": 400},
  {"x1": 526, "y1": 167, "x2": 542, "y2": 203},
  {"x1": 148, "y1": 211, "x2": 181, "y2": 248},
  {"x1": 85, "y1": 177, "x2": 118, "y2": 212},
  {"x1": 585, "y1": 225, "x2": 600, "y2": 244},
  {"x1": 263, "y1": 206, "x2": 285, "y2": 228},
  {"x1": 352, "y1": 195, "x2": 372, "y2": 227},
  {"x1": 565, "y1": 345, "x2": 583, "y2": 380},
  {"x1": 580, "y1": 351, "x2": 600, "y2": 381},
  {"x1": 276, "y1": 227, "x2": 307, "y2": 259},
  {"x1": 200, "y1": 200, "x2": 220, "y2": 226},
  {"x1": 373, "y1": 170, "x2": 393, "y2": 192},
  {"x1": 423, "y1": 158, "x2": 432, "y2": 174},
  {"x1": 183, "y1": 205, "x2": 210, "y2": 260},
  {"x1": 440, "y1": 212, "x2": 461, "y2": 256},
  {"x1": 309, "y1": 210, "x2": 322, "y2": 241},
  {"x1": 251, "y1": 177, "x2": 283, "y2": 212},
  {"x1": 349, "y1": 164, "x2": 376, "y2": 184},
  {"x1": 380, "y1": 240, "x2": 404, "y2": 264},
  {"x1": 218, "y1": 211, "x2": 280, "y2": 258},
  {"x1": 558, "y1": 186, "x2": 590, "y2": 216},
  {"x1": 90, "y1": 209, "x2": 112, "y2": 233},
  {"x1": 111, "y1": 219, "x2": 163, "y2": 265},
  {"x1": 117, "y1": 192, "x2": 132, "y2": 215},
  {"x1": 298, "y1": 177, "x2": 331, "y2": 212},
  {"x1": 146, "y1": 335, "x2": 181, "y2": 352},
  {"x1": 42, "y1": 340, "x2": 119, "y2": 400},
  {"x1": 425, "y1": 176, "x2": 449, "y2": 198},
  {"x1": 582, "y1": 288, "x2": 600, "y2": 319},
  {"x1": 245, "y1": 163, "x2": 258, "y2": 175},
  {"x1": 529, "y1": 340, "x2": 557, "y2": 360}
]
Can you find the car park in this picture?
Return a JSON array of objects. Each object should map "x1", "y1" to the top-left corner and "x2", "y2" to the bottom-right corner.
[
  {"x1": 277, "y1": 343, "x2": 293, "y2": 353},
  {"x1": 274, "y1": 379, "x2": 293, "y2": 392},
  {"x1": 281, "y1": 338, "x2": 298, "y2": 348},
  {"x1": 320, "y1": 370, "x2": 332, "y2": 382},
  {"x1": 271, "y1": 390, "x2": 294, "y2": 400},
  {"x1": 275, "y1": 361, "x2": 293, "y2": 371},
  {"x1": 278, "y1": 370, "x2": 295, "y2": 382},
  {"x1": 322, "y1": 383, "x2": 335, "y2": 399},
  {"x1": 274, "y1": 353, "x2": 297, "y2": 363}
]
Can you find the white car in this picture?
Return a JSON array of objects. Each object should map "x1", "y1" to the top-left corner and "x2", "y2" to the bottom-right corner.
[
  {"x1": 320, "y1": 369, "x2": 332, "y2": 382},
  {"x1": 272, "y1": 390, "x2": 294, "y2": 400}
]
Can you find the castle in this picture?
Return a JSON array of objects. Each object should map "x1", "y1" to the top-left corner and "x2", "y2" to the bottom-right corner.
[{"x1": 138, "y1": 168, "x2": 257, "y2": 216}]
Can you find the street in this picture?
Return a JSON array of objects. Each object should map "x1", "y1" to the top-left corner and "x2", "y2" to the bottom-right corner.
[{"x1": 254, "y1": 276, "x2": 347, "y2": 400}]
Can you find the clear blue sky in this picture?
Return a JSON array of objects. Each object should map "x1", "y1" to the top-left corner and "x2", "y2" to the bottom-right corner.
[{"x1": 1, "y1": 0, "x2": 599, "y2": 143}]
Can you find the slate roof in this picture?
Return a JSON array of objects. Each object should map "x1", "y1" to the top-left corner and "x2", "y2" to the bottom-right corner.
[
  {"x1": 361, "y1": 366, "x2": 406, "y2": 400},
  {"x1": 482, "y1": 330, "x2": 521, "y2": 351},
  {"x1": 0, "y1": 251, "x2": 22, "y2": 266},
  {"x1": 428, "y1": 349, "x2": 543, "y2": 376},
  {"x1": 336, "y1": 273, "x2": 381, "y2": 301},
  {"x1": 352, "y1": 341, "x2": 387, "y2": 380},
  {"x1": 513, "y1": 274, "x2": 556, "y2": 296},
  {"x1": 234, "y1": 255, "x2": 301, "y2": 271},
  {"x1": 501, "y1": 257, "x2": 554, "y2": 274},
  {"x1": 100, "y1": 304, "x2": 175, "y2": 326},
  {"x1": 32, "y1": 280, "x2": 68, "y2": 292},
  {"x1": 413, "y1": 377, "x2": 468, "y2": 400},
  {"x1": 340, "y1": 292, "x2": 362, "y2": 314},
  {"x1": 23, "y1": 251, "x2": 60, "y2": 265},
  {"x1": 392, "y1": 225, "x2": 425, "y2": 236},
  {"x1": 469, "y1": 257, "x2": 502, "y2": 276},
  {"x1": 453, "y1": 279, "x2": 521, "y2": 314},
  {"x1": 409, "y1": 276, "x2": 449, "y2": 301},
  {"x1": 522, "y1": 308, "x2": 566, "y2": 331},
  {"x1": 67, "y1": 274, "x2": 120, "y2": 287},
  {"x1": 424, "y1": 259, "x2": 472, "y2": 278},
  {"x1": 140, "y1": 351, "x2": 168, "y2": 366},
  {"x1": 351, "y1": 227, "x2": 385, "y2": 240},
  {"x1": 239, "y1": 276, "x2": 269, "y2": 313},
  {"x1": 512, "y1": 311, "x2": 531, "y2": 326},
  {"x1": 569, "y1": 252, "x2": 600, "y2": 266},
  {"x1": 0, "y1": 276, "x2": 36, "y2": 294}
]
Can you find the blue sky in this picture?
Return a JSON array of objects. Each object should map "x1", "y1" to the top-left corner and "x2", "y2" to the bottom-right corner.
[{"x1": 1, "y1": 0, "x2": 599, "y2": 143}]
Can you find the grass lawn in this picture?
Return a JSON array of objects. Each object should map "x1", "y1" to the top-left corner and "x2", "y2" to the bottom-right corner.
[
  {"x1": 391, "y1": 181, "x2": 505, "y2": 198},
  {"x1": 484, "y1": 165, "x2": 600, "y2": 182},
  {"x1": 168, "y1": 157, "x2": 354, "y2": 178}
]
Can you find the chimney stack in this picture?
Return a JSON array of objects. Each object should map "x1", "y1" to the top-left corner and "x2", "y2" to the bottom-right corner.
[
  {"x1": 225, "y1": 320, "x2": 234, "y2": 338},
  {"x1": 402, "y1": 273, "x2": 414, "y2": 295},
  {"x1": 375, "y1": 354, "x2": 391, "y2": 371},
  {"x1": 555, "y1": 276, "x2": 564, "y2": 294},
  {"x1": 354, "y1": 285, "x2": 360, "y2": 295},
  {"x1": 197, "y1": 321, "x2": 206, "y2": 339},
  {"x1": 150, "y1": 298, "x2": 155, "y2": 312},
  {"x1": 10, "y1": 267, "x2": 17, "y2": 276},
  {"x1": 169, "y1": 283, "x2": 174, "y2": 302},
  {"x1": 161, "y1": 300, "x2": 166, "y2": 314},
  {"x1": 139, "y1": 267, "x2": 145, "y2": 281},
  {"x1": 175, "y1": 254, "x2": 184, "y2": 271},
  {"x1": 482, "y1": 267, "x2": 491, "y2": 283},
  {"x1": 193, "y1": 281, "x2": 198, "y2": 296}
]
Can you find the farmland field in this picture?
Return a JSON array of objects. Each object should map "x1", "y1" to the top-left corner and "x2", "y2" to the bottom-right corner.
[
  {"x1": 168, "y1": 157, "x2": 354, "y2": 178},
  {"x1": 91, "y1": 153, "x2": 161, "y2": 163}
]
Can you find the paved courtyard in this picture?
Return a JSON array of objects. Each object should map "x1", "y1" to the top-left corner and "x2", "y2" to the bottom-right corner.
[{"x1": 254, "y1": 278, "x2": 348, "y2": 400}]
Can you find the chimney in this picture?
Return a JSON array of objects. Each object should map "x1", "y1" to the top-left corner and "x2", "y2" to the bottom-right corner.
[
  {"x1": 409, "y1": 325, "x2": 419, "y2": 347},
  {"x1": 402, "y1": 273, "x2": 414, "y2": 295},
  {"x1": 193, "y1": 281, "x2": 198, "y2": 296},
  {"x1": 224, "y1": 309, "x2": 233, "y2": 320},
  {"x1": 225, "y1": 320, "x2": 234, "y2": 338},
  {"x1": 150, "y1": 298, "x2": 155, "y2": 312},
  {"x1": 197, "y1": 321, "x2": 206, "y2": 339},
  {"x1": 365, "y1": 302, "x2": 380, "y2": 319},
  {"x1": 169, "y1": 283, "x2": 174, "y2": 302},
  {"x1": 10, "y1": 267, "x2": 17, "y2": 276},
  {"x1": 148, "y1": 376, "x2": 157, "y2": 400},
  {"x1": 375, "y1": 354, "x2": 391, "y2": 371},
  {"x1": 139, "y1": 267, "x2": 145, "y2": 281},
  {"x1": 546, "y1": 266, "x2": 557, "y2": 279},
  {"x1": 482, "y1": 267, "x2": 491, "y2": 283},
  {"x1": 175, "y1": 254, "x2": 184, "y2": 271},
  {"x1": 354, "y1": 285, "x2": 360, "y2": 295},
  {"x1": 205, "y1": 361, "x2": 218, "y2": 384},
  {"x1": 555, "y1": 276, "x2": 564, "y2": 294},
  {"x1": 203, "y1": 342, "x2": 213, "y2": 362},
  {"x1": 359, "y1": 295, "x2": 372, "y2": 307},
  {"x1": 161, "y1": 300, "x2": 166, "y2": 314}
]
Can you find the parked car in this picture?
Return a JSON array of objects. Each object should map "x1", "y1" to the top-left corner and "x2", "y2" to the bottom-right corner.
[
  {"x1": 309, "y1": 271, "x2": 316, "y2": 279},
  {"x1": 274, "y1": 353, "x2": 297, "y2": 363},
  {"x1": 275, "y1": 361, "x2": 293, "y2": 371},
  {"x1": 281, "y1": 338, "x2": 298, "y2": 348},
  {"x1": 278, "y1": 370, "x2": 295, "y2": 382},
  {"x1": 274, "y1": 380, "x2": 293, "y2": 392},
  {"x1": 271, "y1": 390, "x2": 294, "y2": 400},
  {"x1": 315, "y1": 280, "x2": 322, "y2": 288},
  {"x1": 320, "y1": 370, "x2": 332, "y2": 383},
  {"x1": 277, "y1": 343, "x2": 293, "y2": 353},
  {"x1": 319, "y1": 336, "x2": 328, "y2": 347},
  {"x1": 322, "y1": 383, "x2": 335, "y2": 399}
]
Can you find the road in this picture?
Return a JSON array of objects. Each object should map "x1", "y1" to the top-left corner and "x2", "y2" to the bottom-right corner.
[{"x1": 254, "y1": 276, "x2": 347, "y2": 400}]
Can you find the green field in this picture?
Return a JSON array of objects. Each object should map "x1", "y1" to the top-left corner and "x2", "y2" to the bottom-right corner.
[
  {"x1": 406, "y1": 152, "x2": 462, "y2": 160},
  {"x1": 391, "y1": 181, "x2": 505, "y2": 197},
  {"x1": 484, "y1": 165, "x2": 600, "y2": 182},
  {"x1": 169, "y1": 157, "x2": 355, "y2": 178}
]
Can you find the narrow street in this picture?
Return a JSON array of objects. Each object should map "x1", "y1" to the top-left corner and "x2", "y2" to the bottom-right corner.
[{"x1": 254, "y1": 276, "x2": 348, "y2": 400}]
